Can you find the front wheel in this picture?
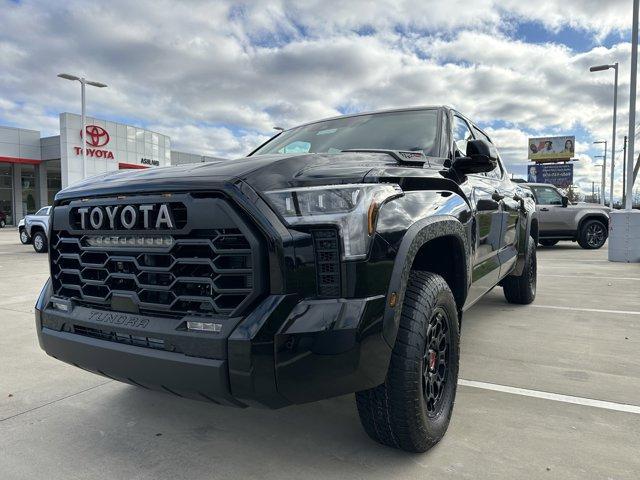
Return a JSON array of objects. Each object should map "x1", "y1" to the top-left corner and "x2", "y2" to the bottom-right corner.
[
  {"x1": 32, "y1": 231, "x2": 48, "y2": 253},
  {"x1": 19, "y1": 228, "x2": 30, "y2": 244},
  {"x1": 355, "y1": 271, "x2": 460, "y2": 453},
  {"x1": 0, "y1": 219, "x2": 5, "y2": 228},
  {"x1": 503, "y1": 236, "x2": 537, "y2": 304},
  {"x1": 578, "y1": 219, "x2": 607, "y2": 249}
]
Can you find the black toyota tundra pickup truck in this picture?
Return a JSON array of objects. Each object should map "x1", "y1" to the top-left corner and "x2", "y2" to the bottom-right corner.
[{"x1": 35, "y1": 106, "x2": 537, "y2": 453}]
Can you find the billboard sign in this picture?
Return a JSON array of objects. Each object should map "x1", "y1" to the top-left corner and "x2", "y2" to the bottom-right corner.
[
  {"x1": 527, "y1": 163, "x2": 573, "y2": 188},
  {"x1": 528, "y1": 136, "x2": 575, "y2": 161}
]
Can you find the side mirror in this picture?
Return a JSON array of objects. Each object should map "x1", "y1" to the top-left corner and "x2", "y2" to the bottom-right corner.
[
  {"x1": 562, "y1": 196, "x2": 569, "y2": 207},
  {"x1": 453, "y1": 139, "x2": 498, "y2": 175}
]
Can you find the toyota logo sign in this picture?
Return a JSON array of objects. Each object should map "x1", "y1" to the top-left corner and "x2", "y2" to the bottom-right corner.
[{"x1": 81, "y1": 125, "x2": 110, "y2": 147}]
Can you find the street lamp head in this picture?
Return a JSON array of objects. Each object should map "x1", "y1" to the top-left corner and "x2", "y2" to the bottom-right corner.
[
  {"x1": 590, "y1": 64, "x2": 614, "y2": 72},
  {"x1": 593, "y1": 140, "x2": 607, "y2": 145},
  {"x1": 86, "y1": 81, "x2": 108, "y2": 88},
  {"x1": 57, "y1": 73, "x2": 80, "y2": 81}
]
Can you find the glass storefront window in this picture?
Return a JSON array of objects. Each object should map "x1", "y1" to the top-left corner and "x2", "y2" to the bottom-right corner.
[
  {"x1": 0, "y1": 163, "x2": 13, "y2": 225},
  {"x1": 46, "y1": 161, "x2": 61, "y2": 206},
  {"x1": 21, "y1": 164, "x2": 37, "y2": 215}
]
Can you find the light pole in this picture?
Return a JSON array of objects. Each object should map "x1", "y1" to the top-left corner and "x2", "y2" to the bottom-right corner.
[
  {"x1": 590, "y1": 63, "x2": 618, "y2": 207},
  {"x1": 622, "y1": 135, "x2": 628, "y2": 205},
  {"x1": 626, "y1": 0, "x2": 639, "y2": 211},
  {"x1": 593, "y1": 140, "x2": 607, "y2": 205},
  {"x1": 57, "y1": 73, "x2": 107, "y2": 181}
]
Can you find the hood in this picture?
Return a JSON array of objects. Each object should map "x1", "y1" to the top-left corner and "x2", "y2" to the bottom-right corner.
[
  {"x1": 573, "y1": 202, "x2": 611, "y2": 211},
  {"x1": 55, "y1": 152, "x2": 405, "y2": 201}
]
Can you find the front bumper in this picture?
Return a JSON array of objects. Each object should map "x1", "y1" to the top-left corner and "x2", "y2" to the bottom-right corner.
[{"x1": 36, "y1": 281, "x2": 390, "y2": 408}]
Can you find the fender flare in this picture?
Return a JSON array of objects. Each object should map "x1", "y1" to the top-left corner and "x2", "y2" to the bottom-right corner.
[
  {"x1": 27, "y1": 220, "x2": 48, "y2": 237},
  {"x1": 577, "y1": 213, "x2": 609, "y2": 233},
  {"x1": 382, "y1": 215, "x2": 469, "y2": 348}
]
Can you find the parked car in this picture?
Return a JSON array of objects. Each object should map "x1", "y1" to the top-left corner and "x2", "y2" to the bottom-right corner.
[
  {"x1": 0, "y1": 210, "x2": 6, "y2": 228},
  {"x1": 22, "y1": 206, "x2": 51, "y2": 253},
  {"x1": 35, "y1": 106, "x2": 538, "y2": 452},
  {"x1": 522, "y1": 183, "x2": 609, "y2": 249},
  {"x1": 18, "y1": 218, "x2": 30, "y2": 244}
]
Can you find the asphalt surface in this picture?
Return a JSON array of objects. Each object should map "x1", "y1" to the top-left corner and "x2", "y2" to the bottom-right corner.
[{"x1": 1, "y1": 227, "x2": 639, "y2": 479}]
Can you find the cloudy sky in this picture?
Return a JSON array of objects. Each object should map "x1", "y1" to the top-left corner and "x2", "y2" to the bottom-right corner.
[{"x1": 0, "y1": 0, "x2": 637, "y2": 198}]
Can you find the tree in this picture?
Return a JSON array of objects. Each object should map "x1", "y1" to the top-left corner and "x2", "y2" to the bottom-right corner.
[{"x1": 560, "y1": 185, "x2": 582, "y2": 203}]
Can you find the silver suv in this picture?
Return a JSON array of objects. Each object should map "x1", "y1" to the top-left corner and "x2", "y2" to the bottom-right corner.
[
  {"x1": 19, "y1": 206, "x2": 51, "y2": 253},
  {"x1": 523, "y1": 183, "x2": 610, "y2": 249}
]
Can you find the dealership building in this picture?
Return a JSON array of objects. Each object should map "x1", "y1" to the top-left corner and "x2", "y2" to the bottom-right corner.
[{"x1": 0, "y1": 113, "x2": 223, "y2": 225}]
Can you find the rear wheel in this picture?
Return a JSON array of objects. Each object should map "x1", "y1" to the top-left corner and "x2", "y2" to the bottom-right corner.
[
  {"x1": 355, "y1": 271, "x2": 459, "y2": 453},
  {"x1": 539, "y1": 239, "x2": 558, "y2": 247},
  {"x1": 32, "y1": 231, "x2": 48, "y2": 253},
  {"x1": 503, "y1": 236, "x2": 537, "y2": 304},
  {"x1": 578, "y1": 219, "x2": 607, "y2": 249},
  {"x1": 0, "y1": 219, "x2": 5, "y2": 228}
]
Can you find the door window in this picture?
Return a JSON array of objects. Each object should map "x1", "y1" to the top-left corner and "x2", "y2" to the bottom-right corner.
[
  {"x1": 532, "y1": 186, "x2": 563, "y2": 205},
  {"x1": 471, "y1": 126, "x2": 503, "y2": 179},
  {"x1": 452, "y1": 116, "x2": 474, "y2": 156}
]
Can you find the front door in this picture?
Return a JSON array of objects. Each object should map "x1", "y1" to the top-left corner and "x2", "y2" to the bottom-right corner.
[
  {"x1": 531, "y1": 185, "x2": 572, "y2": 234},
  {"x1": 452, "y1": 115, "x2": 503, "y2": 307}
]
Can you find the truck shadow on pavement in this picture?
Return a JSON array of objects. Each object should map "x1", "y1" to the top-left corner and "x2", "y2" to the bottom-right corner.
[{"x1": 88, "y1": 384, "x2": 430, "y2": 478}]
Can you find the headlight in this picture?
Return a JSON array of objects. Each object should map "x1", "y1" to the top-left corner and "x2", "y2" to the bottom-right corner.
[{"x1": 265, "y1": 183, "x2": 403, "y2": 259}]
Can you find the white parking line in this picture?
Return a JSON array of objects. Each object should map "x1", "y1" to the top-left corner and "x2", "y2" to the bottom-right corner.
[
  {"x1": 539, "y1": 258, "x2": 610, "y2": 263},
  {"x1": 530, "y1": 304, "x2": 640, "y2": 315},
  {"x1": 539, "y1": 274, "x2": 640, "y2": 281},
  {"x1": 458, "y1": 379, "x2": 640, "y2": 415}
]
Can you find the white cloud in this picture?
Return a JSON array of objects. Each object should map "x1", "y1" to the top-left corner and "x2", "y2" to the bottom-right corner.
[{"x1": 0, "y1": 0, "x2": 636, "y2": 197}]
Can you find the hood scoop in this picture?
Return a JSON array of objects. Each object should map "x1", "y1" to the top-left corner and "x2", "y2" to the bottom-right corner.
[{"x1": 341, "y1": 149, "x2": 429, "y2": 166}]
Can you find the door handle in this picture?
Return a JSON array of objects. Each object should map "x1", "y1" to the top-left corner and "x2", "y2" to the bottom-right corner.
[
  {"x1": 492, "y1": 191, "x2": 505, "y2": 201},
  {"x1": 540, "y1": 207, "x2": 549, "y2": 212}
]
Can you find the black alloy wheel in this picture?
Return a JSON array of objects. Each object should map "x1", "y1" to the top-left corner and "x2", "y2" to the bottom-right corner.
[
  {"x1": 423, "y1": 307, "x2": 450, "y2": 416},
  {"x1": 578, "y1": 220, "x2": 607, "y2": 249}
]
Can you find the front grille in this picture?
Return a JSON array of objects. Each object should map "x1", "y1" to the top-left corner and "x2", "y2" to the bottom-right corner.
[
  {"x1": 312, "y1": 229, "x2": 341, "y2": 297},
  {"x1": 50, "y1": 228, "x2": 256, "y2": 317}
]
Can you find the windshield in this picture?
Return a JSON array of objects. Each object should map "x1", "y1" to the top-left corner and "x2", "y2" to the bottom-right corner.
[{"x1": 253, "y1": 109, "x2": 440, "y2": 157}]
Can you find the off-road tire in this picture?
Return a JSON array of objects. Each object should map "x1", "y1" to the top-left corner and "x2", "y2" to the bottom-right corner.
[
  {"x1": 503, "y1": 236, "x2": 536, "y2": 304},
  {"x1": 577, "y1": 219, "x2": 607, "y2": 249},
  {"x1": 539, "y1": 239, "x2": 558, "y2": 247},
  {"x1": 19, "y1": 228, "x2": 30, "y2": 244},
  {"x1": 32, "y1": 231, "x2": 48, "y2": 253},
  {"x1": 355, "y1": 271, "x2": 460, "y2": 453}
]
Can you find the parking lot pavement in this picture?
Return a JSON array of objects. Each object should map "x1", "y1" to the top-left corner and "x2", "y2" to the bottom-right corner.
[{"x1": 1, "y1": 228, "x2": 639, "y2": 480}]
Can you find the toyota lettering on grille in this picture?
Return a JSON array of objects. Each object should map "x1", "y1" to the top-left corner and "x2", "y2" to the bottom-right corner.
[{"x1": 76, "y1": 204, "x2": 175, "y2": 230}]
